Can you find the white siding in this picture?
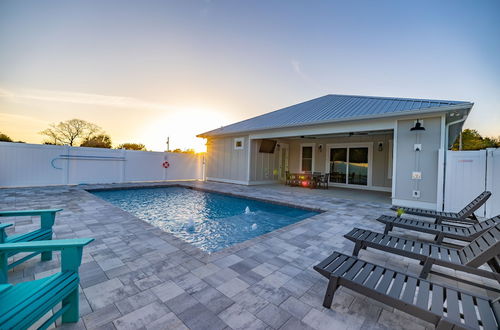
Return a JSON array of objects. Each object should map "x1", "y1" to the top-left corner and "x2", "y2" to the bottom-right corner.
[
  {"x1": 393, "y1": 117, "x2": 442, "y2": 208},
  {"x1": 205, "y1": 136, "x2": 249, "y2": 183}
]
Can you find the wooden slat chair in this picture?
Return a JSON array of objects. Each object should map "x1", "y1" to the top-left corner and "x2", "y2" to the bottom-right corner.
[
  {"x1": 0, "y1": 208, "x2": 62, "y2": 269},
  {"x1": 378, "y1": 214, "x2": 500, "y2": 244},
  {"x1": 0, "y1": 238, "x2": 93, "y2": 329},
  {"x1": 314, "y1": 251, "x2": 500, "y2": 329},
  {"x1": 391, "y1": 191, "x2": 491, "y2": 224},
  {"x1": 344, "y1": 225, "x2": 500, "y2": 285}
]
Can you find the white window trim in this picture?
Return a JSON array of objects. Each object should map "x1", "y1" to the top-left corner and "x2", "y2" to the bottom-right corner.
[
  {"x1": 234, "y1": 137, "x2": 244, "y2": 150},
  {"x1": 299, "y1": 143, "x2": 315, "y2": 172},
  {"x1": 388, "y1": 139, "x2": 393, "y2": 179},
  {"x1": 324, "y1": 142, "x2": 373, "y2": 188}
]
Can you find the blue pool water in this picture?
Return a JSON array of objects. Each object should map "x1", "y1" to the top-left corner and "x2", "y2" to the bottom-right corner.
[{"x1": 92, "y1": 187, "x2": 318, "y2": 252}]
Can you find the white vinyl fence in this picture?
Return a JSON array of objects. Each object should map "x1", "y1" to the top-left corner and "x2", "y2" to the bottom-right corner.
[
  {"x1": 444, "y1": 148, "x2": 500, "y2": 218},
  {"x1": 0, "y1": 142, "x2": 204, "y2": 187}
]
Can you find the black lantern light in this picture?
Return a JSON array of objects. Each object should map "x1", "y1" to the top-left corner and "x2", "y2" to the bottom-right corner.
[{"x1": 410, "y1": 119, "x2": 425, "y2": 131}]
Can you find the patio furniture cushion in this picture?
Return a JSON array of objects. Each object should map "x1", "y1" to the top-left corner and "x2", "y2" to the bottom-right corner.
[
  {"x1": 391, "y1": 191, "x2": 491, "y2": 224},
  {"x1": 377, "y1": 214, "x2": 500, "y2": 243},
  {"x1": 313, "y1": 251, "x2": 500, "y2": 329}
]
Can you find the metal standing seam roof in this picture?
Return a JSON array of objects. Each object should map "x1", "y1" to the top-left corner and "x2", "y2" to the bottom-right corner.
[{"x1": 198, "y1": 94, "x2": 472, "y2": 137}]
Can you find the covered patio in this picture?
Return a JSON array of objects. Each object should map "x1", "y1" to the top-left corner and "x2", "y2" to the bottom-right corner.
[{"x1": 257, "y1": 129, "x2": 394, "y2": 194}]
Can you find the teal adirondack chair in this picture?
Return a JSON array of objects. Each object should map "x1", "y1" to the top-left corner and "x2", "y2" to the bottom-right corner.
[
  {"x1": 0, "y1": 238, "x2": 94, "y2": 329},
  {"x1": 0, "y1": 208, "x2": 62, "y2": 269}
]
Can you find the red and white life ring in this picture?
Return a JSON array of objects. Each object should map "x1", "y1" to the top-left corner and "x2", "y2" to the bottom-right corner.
[{"x1": 162, "y1": 161, "x2": 170, "y2": 168}]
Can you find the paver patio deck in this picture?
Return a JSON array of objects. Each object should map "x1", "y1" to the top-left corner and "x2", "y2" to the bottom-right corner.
[{"x1": 1, "y1": 181, "x2": 497, "y2": 329}]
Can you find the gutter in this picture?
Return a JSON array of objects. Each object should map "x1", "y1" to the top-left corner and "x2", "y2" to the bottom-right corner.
[{"x1": 197, "y1": 103, "x2": 473, "y2": 138}]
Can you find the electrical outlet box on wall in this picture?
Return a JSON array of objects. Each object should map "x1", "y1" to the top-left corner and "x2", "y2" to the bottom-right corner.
[{"x1": 412, "y1": 190, "x2": 420, "y2": 198}]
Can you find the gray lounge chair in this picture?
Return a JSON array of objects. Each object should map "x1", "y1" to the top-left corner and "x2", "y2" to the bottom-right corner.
[
  {"x1": 377, "y1": 214, "x2": 500, "y2": 244},
  {"x1": 314, "y1": 251, "x2": 500, "y2": 329},
  {"x1": 391, "y1": 191, "x2": 491, "y2": 224},
  {"x1": 344, "y1": 225, "x2": 500, "y2": 284}
]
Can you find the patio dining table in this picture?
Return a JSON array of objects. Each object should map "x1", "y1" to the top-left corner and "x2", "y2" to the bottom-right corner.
[{"x1": 287, "y1": 172, "x2": 321, "y2": 188}]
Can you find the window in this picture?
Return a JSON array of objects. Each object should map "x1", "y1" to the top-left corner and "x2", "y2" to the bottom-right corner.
[
  {"x1": 234, "y1": 137, "x2": 244, "y2": 150},
  {"x1": 300, "y1": 144, "x2": 314, "y2": 172}
]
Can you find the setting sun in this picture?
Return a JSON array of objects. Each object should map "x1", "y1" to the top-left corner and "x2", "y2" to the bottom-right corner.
[{"x1": 140, "y1": 107, "x2": 228, "y2": 153}]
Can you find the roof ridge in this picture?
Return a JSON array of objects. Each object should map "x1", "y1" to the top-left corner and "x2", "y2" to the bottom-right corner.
[{"x1": 326, "y1": 94, "x2": 468, "y2": 104}]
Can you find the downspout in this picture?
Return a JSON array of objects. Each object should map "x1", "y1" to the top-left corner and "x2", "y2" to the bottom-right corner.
[{"x1": 441, "y1": 116, "x2": 468, "y2": 211}]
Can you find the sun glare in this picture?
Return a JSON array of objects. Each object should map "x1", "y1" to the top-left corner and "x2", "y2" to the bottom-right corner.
[{"x1": 140, "y1": 107, "x2": 226, "y2": 153}]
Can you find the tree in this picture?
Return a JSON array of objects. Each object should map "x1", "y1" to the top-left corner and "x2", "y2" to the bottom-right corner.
[
  {"x1": 117, "y1": 143, "x2": 146, "y2": 151},
  {"x1": 0, "y1": 132, "x2": 13, "y2": 142},
  {"x1": 452, "y1": 129, "x2": 500, "y2": 150},
  {"x1": 80, "y1": 134, "x2": 112, "y2": 148},
  {"x1": 40, "y1": 119, "x2": 102, "y2": 146},
  {"x1": 170, "y1": 148, "x2": 196, "y2": 154}
]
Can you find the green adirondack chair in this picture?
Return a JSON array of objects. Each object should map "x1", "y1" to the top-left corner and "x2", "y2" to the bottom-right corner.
[
  {"x1": 0, "y1": 208, "x2": 62, "y2": 269},
  {"x1": 0, "y1": 238, "x2": 94, "y2": 329}
]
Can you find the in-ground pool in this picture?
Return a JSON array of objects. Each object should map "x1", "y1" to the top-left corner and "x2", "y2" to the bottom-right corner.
[{"x1": 92, "y1": 186, "x2": 319, "y2": 252}]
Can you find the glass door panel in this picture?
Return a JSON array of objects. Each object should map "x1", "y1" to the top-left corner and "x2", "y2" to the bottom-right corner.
[
  {"x1": 329, "y1": 148, "x2": 347, "y2": 183},
  {"x1": 348, "y1": 148, "x2": 368, "y2": 185}
]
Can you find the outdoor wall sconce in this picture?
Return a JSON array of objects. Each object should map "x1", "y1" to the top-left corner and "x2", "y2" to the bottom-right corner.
[
  {"x1": 410, "y1": 119, "x2": 425, "y2": 131},
  {"x1": 318, "y1": 144, "x2": 323, "y2": 152},
  {"x1": 378, "y1": 142, "x2": 383, "y2": 151}
]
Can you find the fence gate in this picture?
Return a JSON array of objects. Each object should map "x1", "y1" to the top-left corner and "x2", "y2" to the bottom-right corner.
[{"x1": 444, "y1": 148, "x2": 499, "y2": 218}]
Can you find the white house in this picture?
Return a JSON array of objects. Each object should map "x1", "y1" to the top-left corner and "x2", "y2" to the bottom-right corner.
[{"x1": 198, "y1": 94, "x2": 473, "y2": 210}]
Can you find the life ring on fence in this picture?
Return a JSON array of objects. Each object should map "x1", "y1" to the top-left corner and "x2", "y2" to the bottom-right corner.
[{"x1": 162, "y1": 161, "x2": 170, "y2": 168}]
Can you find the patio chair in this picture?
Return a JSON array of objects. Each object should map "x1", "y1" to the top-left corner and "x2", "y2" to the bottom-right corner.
[
  {"x1": 344, "y1": 225, "x2": 500, "y2": 284},
  {"x1": 0, "y1": 238, "x2": 94, "y2": 328},
  {"x1": 391, "y1": 191, "x2": 491, "y2": 224},
  {"x1": 316, "y1": 173, "x2": 330, "y2": 189},
  {"x1": 313, "y1": 251, "x2": 500, "y2": 329},
  {"x1": 285, "y1": 171, "x2": 291, "y2": 185},
  {"x1": 377, "y1": 214, "x2": 500, "y2": 244},
  {"x1": 0, "y1": 208, "x2": 62, "y2": 269}
]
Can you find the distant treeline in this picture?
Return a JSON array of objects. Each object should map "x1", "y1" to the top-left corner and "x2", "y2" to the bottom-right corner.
[{"x1": 1, "y1": 118, "x2": 198, "y2": 153}]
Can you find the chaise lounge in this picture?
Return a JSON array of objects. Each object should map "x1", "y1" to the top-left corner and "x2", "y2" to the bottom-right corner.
[
  {"x1": 377, "y1": 214, "x2": 500, "y2": 244},
  {"x1": 391, "y1": 191, "x2": 491, "y2": 224},
  {"x1": 0, "y1": 208, "x2": 62, "y2": 269},
  {"x1": 314, "y1": 251, "x2": 500, "y2": 329},
  {"x1": 344, "y1": 225, "x2": 500, "y2": 284},
  {"x1": 0, "y1": 238, "x2": 93, "y2": 329}
]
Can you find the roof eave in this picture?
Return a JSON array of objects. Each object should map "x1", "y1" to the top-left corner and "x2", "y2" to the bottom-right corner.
[{"x1": 197, "y1": 102, "x2": 473, "y2": 138}]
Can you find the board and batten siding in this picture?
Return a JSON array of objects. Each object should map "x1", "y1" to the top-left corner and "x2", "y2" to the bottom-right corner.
[
  {"x1": 249, "y1": 139, "x2": 280, "y2": 183},
  {"x1": 205, "y1": 136, "x2": 249, "y2": 184},
  {"x1": 393, "y1": 117, "x2": 442, "y2": 209}
]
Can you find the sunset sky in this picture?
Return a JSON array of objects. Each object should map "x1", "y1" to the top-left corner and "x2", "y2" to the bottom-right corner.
[{"x1": 1, "y1": 0, "x2": 499, "y2": 152}]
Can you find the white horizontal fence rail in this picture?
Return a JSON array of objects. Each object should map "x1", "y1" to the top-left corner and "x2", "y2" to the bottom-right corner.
[
  {"x1": 444, "y1": 148, "x2": 499, "y2": 218},
  {"x1": 0, "y1": 142, "x2": 204, "y2": 187}
]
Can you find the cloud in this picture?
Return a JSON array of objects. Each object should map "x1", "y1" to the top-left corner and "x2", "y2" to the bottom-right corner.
[
  {"x1": 289, "y1": 59, "x2": 324, "y2": 92},
  {"x1": 0, "y1": 112, "x2": 48, "y2": 125},
  {"x1": 0, "y1": 87, "x2": 176, "y2": 112}
]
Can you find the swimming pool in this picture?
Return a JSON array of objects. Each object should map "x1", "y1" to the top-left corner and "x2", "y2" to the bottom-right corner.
[{"x1": 92, "y1": 186, "x2": 318, "y2": 252}]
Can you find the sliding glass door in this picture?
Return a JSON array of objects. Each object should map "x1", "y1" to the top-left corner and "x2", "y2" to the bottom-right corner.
[
  {"x1": 330, "y1": 148, "x2": 347, "y2": 183},
  {"x1": 328, "y1": 146, "x2": 369, "y2": 186}
]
